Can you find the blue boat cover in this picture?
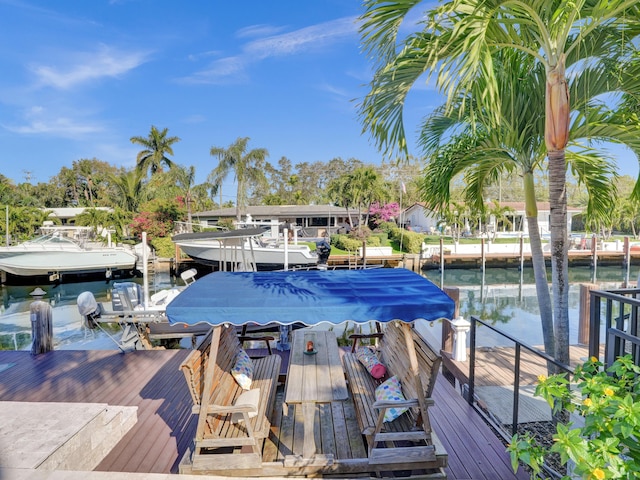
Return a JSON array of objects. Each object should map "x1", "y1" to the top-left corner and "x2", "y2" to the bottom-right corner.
[{"x1": 166, "y1": 268, "x2": 455, "y2": 327}]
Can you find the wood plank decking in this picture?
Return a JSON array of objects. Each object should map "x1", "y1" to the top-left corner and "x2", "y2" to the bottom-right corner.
[
  {"x1": 0, "y1": 348, "x2": 527, "y2": 479},
  {"x1": 442, "y1": 344, "x2": 593, "y2": 388}
]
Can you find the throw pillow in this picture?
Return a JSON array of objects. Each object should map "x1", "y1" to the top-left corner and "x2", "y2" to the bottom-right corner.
[
  {"x1": 374, "y1": 375, "x2": 409, "y2": 422},
  {"x1": 231, "y1": 388, "x2": 260, "y2": 423},
  {"x1": 355, "y1": 346, "x2": 387, "y2": 379},
  {"x1": 231, "y1": 349, "x2": 253, "y2": 390}
]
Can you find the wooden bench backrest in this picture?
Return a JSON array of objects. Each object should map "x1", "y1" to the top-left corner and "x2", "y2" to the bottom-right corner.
[
  {"x1": 379, "y1": 321, "x2": 441, "y2": 400},
  {"x1": 207, "y1": 326, "x2": 243, "y2": 406},
  {"x1": 180, "y1": 325, "x2": 242, "y2": 405}
]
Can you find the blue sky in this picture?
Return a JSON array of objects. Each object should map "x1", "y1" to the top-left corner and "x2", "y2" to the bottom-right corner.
[{"x1": 0, "y1": 0, "x2": 637, "y2": 203}]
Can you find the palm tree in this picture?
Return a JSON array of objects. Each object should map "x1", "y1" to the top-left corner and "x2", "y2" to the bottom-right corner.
[
  {"x1": 131, "y1": 126, "x2": 180, "y2": 177},
  {"x1": 486, "y1": 201, "x2": 515, "y2": 238},
  {"x1": 172, "y1": 165, "x2": 198, "y2": 230},
  {"x1": 110, "y1": 169, "x2": 147, "y2": 213},
  {"x1": 327, "y1": 174, "x2": 357, "y2": 227},
  {"x1": 359, "y1": 0, "x2": 640, "y2": 365},
  {"x1": 327, "y1": 167, "x2": 391, "y2": 230},
  {"x1": 208, "y1": 137, "x2": 269, "y2": 222},
  {"x1": 420, "y1": 49, "x2": 623, "y2": 359}
]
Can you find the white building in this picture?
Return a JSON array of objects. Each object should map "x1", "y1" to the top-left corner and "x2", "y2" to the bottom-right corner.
[{"x1": 402, "y1": 201, "x2": 582, "y2": 236}]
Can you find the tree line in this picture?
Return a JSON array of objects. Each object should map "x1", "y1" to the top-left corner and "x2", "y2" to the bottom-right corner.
[{"x1": 1, "y1": 126, "x2": 639, "y2": 245}]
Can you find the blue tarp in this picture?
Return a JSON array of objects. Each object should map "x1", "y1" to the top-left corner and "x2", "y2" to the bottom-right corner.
[{"x1": 166, "y1": 268, "x2": 455, "y2": 327}]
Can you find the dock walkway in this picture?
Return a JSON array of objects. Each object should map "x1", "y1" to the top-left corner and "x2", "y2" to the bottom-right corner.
[{"x1": 0, "y1": 348, "x2": 527, "y2": 479}]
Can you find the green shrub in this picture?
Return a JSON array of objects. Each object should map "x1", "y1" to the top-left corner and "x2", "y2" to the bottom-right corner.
[
  {"x1": 371, "y1": 232, "x2": 389, "y2": 244},
  {"x1": 376, "y1": 221, "x2": 398, "y2": 234},
  {"x1": 331, "y1": 234, "x2": 362, "y2": 252},
  {"x1": 367, "y1": 235, "x2": 382, "y2": 247},
  {"x1": 508, "y1": 355, "x2": 640, "y2": 479},
  {"x1": 150, "y1": 236, "x2": 175, "y2": 258},
  {"x1": 387, "y1": 227, "x2": 425, "y2": 253}
]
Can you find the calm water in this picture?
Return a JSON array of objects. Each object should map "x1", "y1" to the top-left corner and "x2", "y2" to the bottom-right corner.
[
  {"x1": 0, "y1": 264, "x2": 635, "y2": 350},
  {"x1": 422, "y1": 264, "x2": 635, "y2": 347},
  {"x1": 0, "y1": 270, "x2": 179, "y2": 351}
]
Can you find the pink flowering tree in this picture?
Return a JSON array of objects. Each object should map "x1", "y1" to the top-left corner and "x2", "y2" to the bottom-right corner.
[
  {"x1": 130, "y1": 197, "x2": 185, "y2": 241},
  {"x1": 368, "y1": 202, "x2": 400, "y2": 228}
]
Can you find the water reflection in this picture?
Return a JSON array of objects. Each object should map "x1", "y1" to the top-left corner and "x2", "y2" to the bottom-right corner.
[
  {"x1": 422, "y1": 265, "x2": 637, "y2": 347},
  {"x1": 2, "y1": 265, "x2": 636, "y2": 350},
  {"x1": 0, "y1": 271, "x2": 178, "y2": 351}
]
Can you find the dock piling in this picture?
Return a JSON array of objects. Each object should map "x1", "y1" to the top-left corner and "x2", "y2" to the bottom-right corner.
[{"x1": 29, "y1": 287, "x2": 53, "y2": 355}]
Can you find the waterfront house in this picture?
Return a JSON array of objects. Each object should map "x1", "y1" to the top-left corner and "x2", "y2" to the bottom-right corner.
[
  {"x1": 403, "y1": 201, "x2": 583, "y2": 237},
  {"x1": 192, "y1": 205, "x2": 361, "y2": 237}
]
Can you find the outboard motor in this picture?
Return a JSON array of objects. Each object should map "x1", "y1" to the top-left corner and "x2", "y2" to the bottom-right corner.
[
  {"x1": 111, "y1": 282, "x2": 142, "y2": 311},
  {"x1": 77, "y1": 291, "x2": 102, "y2": 329},
  {"x1": 315, "y1": 239, "x2": 331, "y2": 270}
]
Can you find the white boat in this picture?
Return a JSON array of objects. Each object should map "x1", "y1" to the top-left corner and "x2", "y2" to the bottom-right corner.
[
  {"x1": 0, "y1": 227, "x2": 137, "y2": 280},
  {"x1": 172, "y1": 228, "x2": 319, "y2": 270}
]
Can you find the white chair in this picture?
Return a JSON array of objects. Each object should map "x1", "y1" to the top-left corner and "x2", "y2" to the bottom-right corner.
[{"x1": 180, "y1": 268, "x2": 198, "y2": 286}]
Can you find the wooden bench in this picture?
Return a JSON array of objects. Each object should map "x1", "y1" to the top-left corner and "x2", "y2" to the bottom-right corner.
[
  {"x1": 342, "y1": 321, "x2": 447, "y2": 470},
  {"x1": 180, "y1": 325, "x2": 282, "y2": 471}
]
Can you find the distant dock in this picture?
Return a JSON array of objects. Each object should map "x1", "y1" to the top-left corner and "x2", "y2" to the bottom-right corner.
[{"x1": 422, "y1": 249, "x2": 640, "y2": 269}]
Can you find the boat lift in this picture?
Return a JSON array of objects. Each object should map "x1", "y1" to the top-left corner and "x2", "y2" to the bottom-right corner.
[{"x1": 76, "y1": 268, "x2": 205, "y2": 352}]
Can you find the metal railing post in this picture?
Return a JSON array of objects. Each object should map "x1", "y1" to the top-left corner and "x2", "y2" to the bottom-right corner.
[
  {"x1": 468, "y1": 317, "x2": 476, "y2": 406},
  {"x1": 512, "y1": 344, "x2": 521, "y2": 437}
]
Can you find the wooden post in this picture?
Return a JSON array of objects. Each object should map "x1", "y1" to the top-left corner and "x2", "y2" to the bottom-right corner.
[
  {"x1": 441, "y1": 287, "x2": 460, "y2": 354},
  {"x1": 519, "y1": 235, "x2": 524, "y2": 271},
  {"x1": 579, "y1": 284, "x2": 598, "y2": 346},
  {"x1": 30, "y1": 288, "x2": 53, "y2": 355},
  {"x1": 624, "y1": 236, "x2": 630, "y2": 267}
]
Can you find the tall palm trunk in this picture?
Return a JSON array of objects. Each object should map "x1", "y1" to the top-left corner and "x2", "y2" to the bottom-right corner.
[
  {"x1": 549, "y1": 150, "x2": 570, "y2": 366},
  {"x1": 545, "y1": 59, "x2": 571, "y2": 366},
  {"x1": 523, "y1": 172, "x2": 555, "y2": 359},
  {"x1": 236, "y1": 178, "x2": 244, "y2": 222}
]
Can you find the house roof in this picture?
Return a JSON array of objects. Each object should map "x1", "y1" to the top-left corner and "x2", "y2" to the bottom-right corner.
[
  {"x1": 195, "y1": 205, "x2": 359, "y2": 218},
  {"x1": 46, "y1": 207, "x2": 113, "y2": 219}
]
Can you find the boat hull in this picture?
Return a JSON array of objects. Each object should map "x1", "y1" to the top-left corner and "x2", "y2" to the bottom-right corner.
[
  {"x1": 0, "y1": 249, "x2": 137, "y2": 277},
  {"x1": 176, "y1": 241, "x2": 318, "y2": 268}
]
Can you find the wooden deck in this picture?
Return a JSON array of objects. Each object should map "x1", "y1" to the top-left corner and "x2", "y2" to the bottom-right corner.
[
  {"x1": 442, "y1": 344, "x2": 592, "y2": 388},
  {"x1": 0, "y1": 348, "x2": 528, "y2": 479}
]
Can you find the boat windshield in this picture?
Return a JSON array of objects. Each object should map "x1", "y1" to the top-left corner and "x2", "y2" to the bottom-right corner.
[{"x1": 26, "y1": 232, "x2": 81, "y2": 246}]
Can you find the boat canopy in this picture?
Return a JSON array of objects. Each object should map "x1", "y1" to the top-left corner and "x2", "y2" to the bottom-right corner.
[
  {"x1": 165, "y1": 268, "x2": 455, "y2": 327},
  {"x1": 171, "y1": 227, "x2": 266, "y2": 242}
]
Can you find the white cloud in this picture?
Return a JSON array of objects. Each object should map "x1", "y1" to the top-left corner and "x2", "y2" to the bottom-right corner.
[
  {"x1": 182, "y1": 114, "x2": 207, "y2": 124},
  {"x1": 318, "y1": 82, "x2": 349, "y2": 99},
  {"x1": 179, "y1": 56, "x2": 248, "y2": 85},
  {"x1": 181, "y1": 16, "x2": 358, "y2": 84},
  {"x1": 236, "y1": 24, "x2": 285, "y2": 39},
  {"x1": 30, "y1": 45, "x2": 149, "y2": 90},
  {"x1": 243, "y1": 16, "x2": 357, "y2": 59},
  {"x1": 2, "y1": 105, "x2": 103, "y2": 138},
  {"x1": 4, "y1": 117, "x2": 103, "y2": 137},
  {"x1": 187, "y1": 50, "x2": 220, "y2": 62}
]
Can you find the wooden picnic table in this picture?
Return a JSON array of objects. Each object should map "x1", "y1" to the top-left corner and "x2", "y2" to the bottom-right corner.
[{"x1": 283, "y1": 329, "x2": 348, "y2": 462}]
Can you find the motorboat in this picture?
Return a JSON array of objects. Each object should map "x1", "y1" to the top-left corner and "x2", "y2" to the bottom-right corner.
[
  {"x1": 172, "y1": 228, "x2": 319, "y2": 270},
  {"x1": 0, "y1": 227, "x2": 137, "y2": 281}
]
